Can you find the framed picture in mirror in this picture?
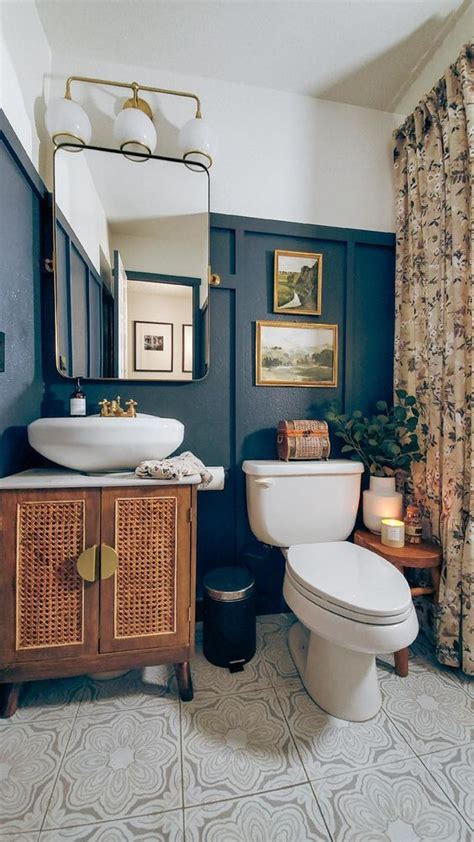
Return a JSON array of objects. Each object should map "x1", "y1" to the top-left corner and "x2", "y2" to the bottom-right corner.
[
  {"x1": 134, "y1": 321, "x2": 173, "y2": 372},
  {"x1": 274, "y1": 250, "x2": 323, "y2": 315}
]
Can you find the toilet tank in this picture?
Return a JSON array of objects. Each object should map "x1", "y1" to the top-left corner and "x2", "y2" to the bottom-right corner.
[{"x1": 243, "y1": 459, "x2": 364, "y2": 546}]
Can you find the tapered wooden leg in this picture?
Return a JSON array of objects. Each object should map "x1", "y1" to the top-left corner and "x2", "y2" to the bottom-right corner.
[
  {"x1": 0, "y1": 682, "x2": 22, "y2": 718},
  {"x1": 394, "y1": 648, "x2": 409, "y2": 677},
  {"x1": 174, "y1": 661, "x2": 193, "y2": 702}
]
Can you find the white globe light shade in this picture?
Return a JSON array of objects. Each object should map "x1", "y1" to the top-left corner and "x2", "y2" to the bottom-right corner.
[
  {"x1": 45, "y1": 98, "x2": 92, "y2": 147},
  {"x1": 179, "y1": 117, "x2": 214, "y2": 168},
  {"x1": 113, "y1": 108, "x2": 157, "y2": 157}
]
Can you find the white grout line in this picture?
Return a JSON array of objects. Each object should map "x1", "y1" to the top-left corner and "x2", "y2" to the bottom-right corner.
[
  {"x1": 35, "y1": 807, "x2": 187, "y2": 838},
  {"x1": 266, "y1": 639, "x2": 334, "y2": 842},
  {"x1": 417, "y1": 747, "x2": 474, "y2": 833},
  {"x1": 14, "y1": 626, "x2": 473, "y2": 838},
  {"x1": 308, "y1": 780, "x2": 335, "y2": 842},
  {"x1": 37, "y1": 683, "x2": 86, "y2": 835},
  {"x1": 182, "y1": 781, "x2": 320, "y2": 812},
  {"x1": 177, "y1": 694, "x2": 186, "y2": 814},
  {"x1": 311, "y1": 755, "x2": 472, "y2": 839}
]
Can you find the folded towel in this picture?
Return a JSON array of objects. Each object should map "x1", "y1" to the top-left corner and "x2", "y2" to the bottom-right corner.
[{"x1": 135, "y1": 451, "x2": 213, "y2": 489}]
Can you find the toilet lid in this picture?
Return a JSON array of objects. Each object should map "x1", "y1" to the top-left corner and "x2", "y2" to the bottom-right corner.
[{"x1": 286, "y1": 542, "x2": 412, "y2": 619}]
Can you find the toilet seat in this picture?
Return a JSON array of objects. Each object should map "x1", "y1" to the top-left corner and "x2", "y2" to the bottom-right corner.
[
  {"x1": 285, "y1": 566, "x2": 413, "y2": 626},
  {"x1": 285, "y1": 541, "x2": 412, "y2": 626}
]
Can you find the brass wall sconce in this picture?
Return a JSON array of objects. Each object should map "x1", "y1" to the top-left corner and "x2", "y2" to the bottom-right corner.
[{"x1": 45, "y1": 75, "x2": 214, "y2": 166}]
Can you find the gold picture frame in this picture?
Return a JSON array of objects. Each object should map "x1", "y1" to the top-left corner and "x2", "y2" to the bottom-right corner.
[
  {"x1": 274, "y1": 249, "x2": 323, "y2": 315},
  {"x1": 256, "y1": 320, "x2": 338, "y2": 388}
]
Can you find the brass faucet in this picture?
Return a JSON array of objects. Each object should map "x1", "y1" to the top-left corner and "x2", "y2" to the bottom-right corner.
[{"x1": 99, "y1": 397, "x2": 138, "y2": 417}]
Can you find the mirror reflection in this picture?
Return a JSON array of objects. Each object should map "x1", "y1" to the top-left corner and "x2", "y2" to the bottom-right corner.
[{"x1": 53, "y1": 145, "x2": 210, "y2": 381}]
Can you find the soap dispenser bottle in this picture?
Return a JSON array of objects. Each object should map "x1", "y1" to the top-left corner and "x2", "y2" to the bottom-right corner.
[{"x1": 70, "y1": 377, "x2": 86, "y2": 416}]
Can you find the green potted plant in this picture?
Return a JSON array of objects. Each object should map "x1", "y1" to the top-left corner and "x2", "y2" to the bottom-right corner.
[{"x1": 327, "y1": 390, "x2": 425, "y2": 533}]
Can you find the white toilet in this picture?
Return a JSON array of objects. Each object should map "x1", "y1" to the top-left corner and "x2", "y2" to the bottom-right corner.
[{"x1": 242, "y1": 459, "x2": 418, "y2": 721}]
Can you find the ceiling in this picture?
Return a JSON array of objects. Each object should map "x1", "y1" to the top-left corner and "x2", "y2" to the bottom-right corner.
[
  {"x1": 82, "y1": 149, "x2": 208, "y2": 222},
  {"x1": 35, "y1": 0, "x2": 470, "y2": 111},
  {"x1": 128, "y1": 281, "x2": 192, "y2": 298}
]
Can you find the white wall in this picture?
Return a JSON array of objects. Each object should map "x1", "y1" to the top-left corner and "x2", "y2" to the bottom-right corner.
[
  {"x1": 55, "y1": 151, "x2": 111, "y2": 273},
  {"x1": 393, "y1": 4, "x2": 473, "y2": 115},
  {"x1": 126, "y1": 285, "x2": 193, "y2": 381},
  {"x1": 0, "y1": 3, "x2": 109, "y2": 269},
  {"x1": 49, "y1": 53, "x2": 402, "y2": 233},
  {"x1": 0, "y1": 0, "x2": 52, "y2": 183},
  {"x1": 110, "y1": 214, "x2": 208, "y2": 304},
  {"x1": 1, "y1": 3, "x2": 404, "y2": 233},
  {"x1": 4, "y1": 3, "x2": 470, "y2": 233}
]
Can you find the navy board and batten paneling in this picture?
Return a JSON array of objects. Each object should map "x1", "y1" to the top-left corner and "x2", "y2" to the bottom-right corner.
[
  {"x1": 208, "y1": 215, "x2": 395, "y2": 609},
  {"x1": 44, "y1": 216, "x2": 395, "y2": 609},
  {"x1": 0, "y1": 111, "x2": 45, "y2": 477},
  {"x1": 55, "y1": 208, "x2": 104, "y2": 378},
  {"x1": 0, "y1": 110, "x2": 395, "y2": 612}
]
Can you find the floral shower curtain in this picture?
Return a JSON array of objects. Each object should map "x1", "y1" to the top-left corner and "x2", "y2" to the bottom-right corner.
[{"x1": 393, "y1": 43, "x2": 473, "y2": 676}]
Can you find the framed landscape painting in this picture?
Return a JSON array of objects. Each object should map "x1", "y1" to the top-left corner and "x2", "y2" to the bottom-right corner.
[
  {"x1": 274, "y1": 249, "x2": 323, "y2": 315},
  {"x1": 134, "y1": 321, "x2": 173, "y2": 372},
  {"x1": 256, "y1": 320, "x2": 338, "y2": 387}
]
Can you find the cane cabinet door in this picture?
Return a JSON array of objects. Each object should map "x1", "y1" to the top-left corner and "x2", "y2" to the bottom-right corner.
[
  {"x1": 99, "y1": 486, "x2": 193, "y2": 653},
  {"x1": 0, "y1": 489, "x2": 100, "y2": 666}
]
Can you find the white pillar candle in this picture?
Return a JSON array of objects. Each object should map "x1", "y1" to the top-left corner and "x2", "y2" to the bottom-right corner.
[{"x1": 381, "y1": 518, "x2": 405, "y2": 548}]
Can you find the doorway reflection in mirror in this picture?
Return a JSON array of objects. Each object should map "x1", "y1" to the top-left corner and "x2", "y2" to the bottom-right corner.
[{"x1": 53, "y1": 145, "x2": 209, "y2": 382}]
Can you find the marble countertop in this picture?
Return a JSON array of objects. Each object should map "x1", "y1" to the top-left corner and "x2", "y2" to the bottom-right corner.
[{"x1": 0, "y1": 468, "x2": 224, "y2": 491}]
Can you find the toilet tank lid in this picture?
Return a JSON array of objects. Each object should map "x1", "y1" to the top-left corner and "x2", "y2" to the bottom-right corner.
[{"x1": 242, "y1": 459, "x2": 364, "y2": 477}]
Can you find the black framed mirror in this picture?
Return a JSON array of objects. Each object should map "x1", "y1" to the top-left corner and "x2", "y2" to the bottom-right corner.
[{"x1": 53, "y1": 143, "x2": 210, "y2": 381}]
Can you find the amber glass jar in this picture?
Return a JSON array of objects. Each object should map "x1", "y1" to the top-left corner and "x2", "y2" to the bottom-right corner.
[{"x1": 405, "y1": 504, "x2": 422, "y2": 544}]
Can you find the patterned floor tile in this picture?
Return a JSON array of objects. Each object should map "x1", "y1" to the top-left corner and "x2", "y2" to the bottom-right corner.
[
  {"x1": 421, "y1": 743, "x2": 474, "y2": 830},
  {"x1": 279, "y1": 683, "x2": 414, "y2": 780},
  {"x1": 1, "y1": 677, "x2": 86, "y2": 724},
  {"x1": 376, "y1": 652, "x2": 398, "y2": 670},
  {"x1": 44, "y1": 708, "x2": 182, "y2": 828},
  {"x1": 4, "y1": 616, "x2": 472, "y2": 839},
  {"x1": 395, "y1": 630, "x2": 473, "y2": 695},
  {"x1": 376, "y1": 645, "x2": 431, "y2": 676},
  {"x1": 181, "y1": 688, "x2": 306, "y2": 806},
  {"x1": 0, "y1": 719, "x2": 72, "y2": 835},
  {"x1": 380, "y1": 667, "x2": 474, "y2": 754},
  {"x1": 377, "y1": 648, "x2": 474, "y2": 706},
  {"x1": 257, "y1": 613, "x2": 295, "y2": 629},
  {"x1": 400, "y1": 644, "x2": 471, "y2": 685},
  {"x1": 313, "y1": 757, "x2": 471, "y2": 841},
  {"x1": 39, "y1": 810, "x2": 184, "y2": 840},
  {"x1": 257, "y1": 613, "x2": 300, "y2": 685},
  {"x1": 377, "y1": 638, "x2": 442, "y2": 677},
  {"x1": 189, "y1": 639, "x2": 272, "y2": 697},
  {"x1": 184, "y1": 784, "x2": 330, "y2": 841},
  {"x1": 78, "y1": 665, "x2": 178, "y2": 716},
  {"x1": 462, "y1": 677, "x2": 474, "y2": 699}
]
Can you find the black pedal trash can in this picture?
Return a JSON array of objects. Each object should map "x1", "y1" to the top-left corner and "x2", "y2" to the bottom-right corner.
[{"x1": 203, "y1": 566, "x2": 256, "y2": 671}]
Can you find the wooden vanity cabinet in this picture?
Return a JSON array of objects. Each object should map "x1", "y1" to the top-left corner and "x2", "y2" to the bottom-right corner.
[{"x1": 0, "y1": 483, "x2": 197, "y2": 716}]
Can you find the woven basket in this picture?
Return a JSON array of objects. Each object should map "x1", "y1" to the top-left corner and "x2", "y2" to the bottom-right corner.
[{"x1": 277, "y1": 420, "x2": 330, "y2": 461}]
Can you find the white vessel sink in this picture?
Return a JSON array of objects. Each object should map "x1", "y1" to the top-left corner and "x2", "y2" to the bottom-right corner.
[{"x1": 28, "y1": 414, "x2": 184, "y2": 473}]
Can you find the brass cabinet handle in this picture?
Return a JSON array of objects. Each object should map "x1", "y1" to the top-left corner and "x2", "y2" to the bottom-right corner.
[
  {"x1": 77, "y1": 545, "x2": 98, "y2": 582},
  {"x1": 100, "y1": 544, "x2": 119, "y2": 580},
  {"x1": 77, "y1": 545, "x2": 119, "y2": 581}
]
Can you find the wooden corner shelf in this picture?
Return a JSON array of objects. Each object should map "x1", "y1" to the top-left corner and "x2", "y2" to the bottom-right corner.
[{"x1": 354, "y1": 528, "x2": 442, "y2": 678}]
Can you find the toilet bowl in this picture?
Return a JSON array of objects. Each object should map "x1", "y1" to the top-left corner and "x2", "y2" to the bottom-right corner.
[
  {"x1": 242, "y1": 459, "x2": 418, "y2": 722},
  {"x1": 283, "y1": 541, "x2": 417, "y2": 720}
]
